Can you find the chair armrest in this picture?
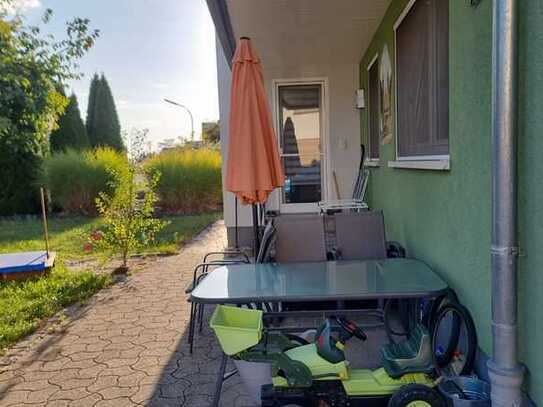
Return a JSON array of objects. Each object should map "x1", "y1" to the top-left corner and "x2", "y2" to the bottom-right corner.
[
  {"x1": 387, "y1": 241, "x2": 406, "y2": 258},
  {"x1": 203, "y1": 250, "x2": 250, "y2": 263},
  {"x1": 187, "y1": 260, "x2": 249, "y2": 294}
]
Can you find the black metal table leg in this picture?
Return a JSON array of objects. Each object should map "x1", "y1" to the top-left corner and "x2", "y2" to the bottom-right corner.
[
  {"x1": 212, "y1": 353, "x2": 228, "y2": 407},
  {"x1": 198, "y1": 303, "x2": 205, "y2": 332},
  {"x1": 188, "y1": 302, "x2": 197, "y2": 354}
]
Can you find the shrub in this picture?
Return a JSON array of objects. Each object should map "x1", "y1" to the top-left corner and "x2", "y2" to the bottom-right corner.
[
  {"x1": 95, "y1": 166, "x2": 168, "y2": 268},
  {"x1": 0, "y1": 8, "x2": 98, "y2": 216},
  {"x1": 42, "y1": 147, "x2": 128, "y2": 215},
  {"x1": 144, "y1": 147, "x2": 222, "y2": 214}
]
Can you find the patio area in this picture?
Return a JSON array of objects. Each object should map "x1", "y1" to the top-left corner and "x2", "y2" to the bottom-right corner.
[
  {"x1": 0, "y1": 218, "x2": 402, "y2": 407},
  {"x1": 0, "y1": 221, "x2": 253, "y2": 407}
]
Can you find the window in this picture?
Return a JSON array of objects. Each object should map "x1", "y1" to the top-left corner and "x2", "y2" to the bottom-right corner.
[
  {"x1": 277, "y1": 83, "x2": 324, "y2": 207},
  {"x1": 368, "y1": 55, "x2": 380, "y2": 160},
  {"x1": 394, "y1": 0, "x2": 449, "y2": 159}
]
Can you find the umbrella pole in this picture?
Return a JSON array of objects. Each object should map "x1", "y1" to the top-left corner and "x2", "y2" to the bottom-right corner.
[
  {"x1": 252, "y1": 204, "x2": 260, "y2": 257},
  {"x1": 234, "y1": 196, "x2": 239, "y2": 249}
]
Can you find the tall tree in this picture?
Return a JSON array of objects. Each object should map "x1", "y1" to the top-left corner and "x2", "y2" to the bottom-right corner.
[
  {"x1": 50, "y1": 93, "x2": 89, "y2": 152},
  {"x1": 85, "y1": 73, "x2": 99, "y2": 144},
  {"x1": 86, "y1": 74, "x2": 123, "y2": 150},
  {"x1": 0, "y1": 5, "x2": 98, "y2": 215}
]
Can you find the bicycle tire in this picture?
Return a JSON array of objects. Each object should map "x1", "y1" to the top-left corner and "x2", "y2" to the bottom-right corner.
[{"x1": 431, "y1": 302, "x2": 477, "y2": 376}]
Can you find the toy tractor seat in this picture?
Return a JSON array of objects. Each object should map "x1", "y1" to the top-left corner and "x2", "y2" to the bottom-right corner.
[
  {"x1": 381, "y1": 324, "x2": 434, "y2": 379},
  {"x1": 315, "y1": 319, "x2": 346, "y2": 364}
]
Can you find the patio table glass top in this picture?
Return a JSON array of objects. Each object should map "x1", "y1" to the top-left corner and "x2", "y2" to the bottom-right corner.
[{"x1": 190, "y1": 258, "x2": 448, "y2": 304}]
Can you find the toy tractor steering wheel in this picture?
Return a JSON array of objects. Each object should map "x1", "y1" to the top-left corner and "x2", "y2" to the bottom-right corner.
[{"x1": 335, "y1": 317, "x2": 367, "y2": 341}]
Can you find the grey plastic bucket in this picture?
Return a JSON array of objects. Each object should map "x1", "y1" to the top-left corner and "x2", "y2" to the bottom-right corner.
[
  {"x1": 233, "y1": 359, "x2": 272, "y2": 406},
  {"x1": 439, "y1": 376, "x2": 491, "y2": 407}
]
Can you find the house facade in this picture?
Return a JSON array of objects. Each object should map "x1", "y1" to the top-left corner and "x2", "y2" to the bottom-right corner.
[{"x1": 207, "y1": 0, "x2": 542, "y2": 404}]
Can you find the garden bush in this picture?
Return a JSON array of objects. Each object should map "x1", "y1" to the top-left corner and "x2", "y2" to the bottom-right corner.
[
  {"x1": 42, "y1": 147, "x2": 128, "y2": 215},
  {"x1": 144, "y1": 147, "x2": 222, "y2": 214},
  {"x1": 0, "y1": 7, "x2": 98, "y2": 216},
  {"x1": 95, "y1": 166, "x2": 167, "y2": 268}
]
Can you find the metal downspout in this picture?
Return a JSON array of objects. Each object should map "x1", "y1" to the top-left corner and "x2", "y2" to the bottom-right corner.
[{"x1": 487, "y1": 0, "x2": 524, "y2": 406}]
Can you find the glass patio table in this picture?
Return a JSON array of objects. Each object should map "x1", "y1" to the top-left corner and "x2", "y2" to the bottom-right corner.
[
  {"x1": 191, "y1": 258, "x2": 448, "y2": 407},
  {"x1": 191, "y1": 258, "x2": 449, "y2": 407},
  {"x1": 190, "y1": 258, "x2": 449, "y2": 304}
]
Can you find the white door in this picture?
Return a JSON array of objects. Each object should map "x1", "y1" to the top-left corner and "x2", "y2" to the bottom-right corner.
[{"x1": 275, "y1": 82, "x2": 326, "y2": 213}]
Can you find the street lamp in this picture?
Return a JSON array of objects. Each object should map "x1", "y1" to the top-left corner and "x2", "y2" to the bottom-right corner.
[{"x1": 164, "y1": 98, "x2": 195, "y2": 142}]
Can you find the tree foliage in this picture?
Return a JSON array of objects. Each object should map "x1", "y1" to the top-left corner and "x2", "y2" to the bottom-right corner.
[
  {"x1": 95, "y1": 167, "x2": 167, "y2": 269},
  {"x1": 0, "y1": 2, "x2": 98, "y2": 215},
  {"x1": 201, "y1": 121, "x2": 220, "y2": 144},
  {"x1": 85, "y1": 73, "x2": 99, "y2": 145},
  {"x1": 86, "y1": 74, "x2": 123, "y2": 151},
  {"x1": 50, "y1": 93, "x2": 89, "y2": 152}
]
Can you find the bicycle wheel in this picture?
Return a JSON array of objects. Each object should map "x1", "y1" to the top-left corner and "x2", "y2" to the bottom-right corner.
[{"x1": 431, "y1": 302, "x2": 477, "y2": 376}]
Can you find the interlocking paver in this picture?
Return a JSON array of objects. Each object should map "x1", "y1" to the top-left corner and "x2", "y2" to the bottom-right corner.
[
  {"x1": 94, "y1": 398, "x2": 137, "y2": 407},
  {"x1": 68, "y1": 393, "x2": 102, "y2": 407},
  {"x1": 97, "y1": 385, "x2": 138, "y2": 400},
  {"x1": 48, "y1": 387, "x2": 91, "y2": 401},
  {"x1": 25, "y1": 386, "x2": 60, "y2": 404},
  {"x1": 77, "y1": 364, "x2": 107, "y2": 379},
  {"x1": 0, "y1": 389, "x2": 30, "y2": 406},
  {"x1": 0, "y1": 221, "x2": 254, "y2": 406}
]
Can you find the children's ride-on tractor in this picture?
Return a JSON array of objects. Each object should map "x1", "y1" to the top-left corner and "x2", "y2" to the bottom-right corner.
[{"x1": 210, "y1": 305, "x2": 447, "y2": 407}]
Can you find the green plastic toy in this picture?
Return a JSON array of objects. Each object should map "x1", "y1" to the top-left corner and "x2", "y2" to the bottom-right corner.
[{"x1": 211, "y1": 305, "x2": 447, "y2": 407}]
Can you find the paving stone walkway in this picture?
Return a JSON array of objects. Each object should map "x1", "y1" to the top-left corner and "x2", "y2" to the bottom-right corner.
[{"x1": 0, "y1": 220, "x2": 253, "y2": 407}]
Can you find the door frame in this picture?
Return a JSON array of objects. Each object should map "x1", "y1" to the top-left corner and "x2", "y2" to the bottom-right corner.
[{"x1": 271, "y1": 77, "x2": 330, "y2": 213}]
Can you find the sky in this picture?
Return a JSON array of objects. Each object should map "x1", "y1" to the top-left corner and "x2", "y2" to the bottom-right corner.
[{"x1": 20, "y1": 0, "x2": 219, "y2": 149}]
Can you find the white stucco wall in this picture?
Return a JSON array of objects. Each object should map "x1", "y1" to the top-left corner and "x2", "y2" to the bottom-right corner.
[
  {"x1": 216, "y1": 38, "x2": 253, "y2": 228},
  {"x1": 217, "y1": 39, "x2": 362, "y2": 227}
]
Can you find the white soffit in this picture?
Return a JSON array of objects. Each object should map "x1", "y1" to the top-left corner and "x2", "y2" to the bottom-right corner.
[{"x1": 225, "y1": 0, "x2": 392, "y2": 68}]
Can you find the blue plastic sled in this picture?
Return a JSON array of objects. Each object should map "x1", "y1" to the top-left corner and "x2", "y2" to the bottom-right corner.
[{"x1": 0, "y1": 251, "x2": 56, "y2": 276}]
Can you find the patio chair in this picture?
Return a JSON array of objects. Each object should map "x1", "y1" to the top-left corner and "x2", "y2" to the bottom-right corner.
[
  {"x1": 203, "y1": 249, "x2": 250, "y2": 263},
  {"x1": 186, "y1": 249, "x2": 249, "y2": 296},
  {"x1": 334, "y1": 211, "x2": 407, "y2": 313},
  {"x1": 272, "y1": 214, "x2": 331, "y2": 312},
  {"x1": 318, "y1": 144, "x2": 369, "y2": 214},
  {"x1": 256, "y1": 218, "x2": 277, "y2": 264},
  {"x1": 192, "y1": 220, "x2": 275, "y2": 293},
  {"x1": 333, "y1": 211, "x2": 406, "y2": 260},
  {"x1": 187, "y1": 223, "x2": 277, "y2": 353},
  {"x1": 187, "y1": 249, "x2": 250, "y2": 353},
  {"x1": 250, "y1": 219, "x2": 279, "y2": 313},
  {"x1": 334, "y1": 211, "x2": 387, "y2": 260},
  {"x1": 273, "y1": 214, "x2": 327, "y2": 262}
]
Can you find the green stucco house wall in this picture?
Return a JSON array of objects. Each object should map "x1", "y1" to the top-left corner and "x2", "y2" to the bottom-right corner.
[{"x1": 360, "y1": 0, "x2": 543, "y2": 403}]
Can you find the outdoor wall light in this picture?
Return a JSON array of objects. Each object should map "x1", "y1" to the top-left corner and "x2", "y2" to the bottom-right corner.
[
  {"x1": 470, "y1": 0, "x2": 481, "y2": 7},
  {"x1": 356, "y1": 89, "x2": 365, "y2": 109}
]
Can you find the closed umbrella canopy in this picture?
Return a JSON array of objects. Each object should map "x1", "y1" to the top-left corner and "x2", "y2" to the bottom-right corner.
[{"x1": 225, "y1": 37, "x2": 285, "y2": 205}]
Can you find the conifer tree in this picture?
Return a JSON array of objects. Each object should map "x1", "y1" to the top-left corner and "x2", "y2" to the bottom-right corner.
[
  {"x1": 86, "y1": 73, "x2": 100, "y2": 146},
  {"x1": 87, "y1": 74, "x2": 123, "y2": 150},
  {"x1": 50, "y1": 93, "x2": 89, "y2": 152}
]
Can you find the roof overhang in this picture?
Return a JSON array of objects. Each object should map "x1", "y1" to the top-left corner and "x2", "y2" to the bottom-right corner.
[
  {"x1": 207, "y1": 0, "x2": 391, "y2": 70},
  {"x1": 206, "y1": 0, "x2": 236, "y2": 66}
]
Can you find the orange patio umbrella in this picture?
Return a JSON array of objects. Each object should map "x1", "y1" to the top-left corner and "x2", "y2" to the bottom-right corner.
[{"x1": 225, "y1": 37, "x2": 285, "y2": 252}]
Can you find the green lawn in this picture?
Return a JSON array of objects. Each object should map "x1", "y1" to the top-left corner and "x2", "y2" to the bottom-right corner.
[
  {"x1": 0, "y1": 265, "x2": 110, "y2": 351},
  {"x1": 0, "y1": 212, "x2": 221, "y2": 259},
  {"x1": 0, "y1": 212, "x2": 221, "y2": 352}
]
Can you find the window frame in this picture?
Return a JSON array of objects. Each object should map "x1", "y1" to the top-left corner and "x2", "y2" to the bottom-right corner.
[
  {"x1": 392, "y1": 0, "x2": 450, "y2": 165},
  {"x1": 366, "y1": 53, "x2": 380, "y2": 164}
]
